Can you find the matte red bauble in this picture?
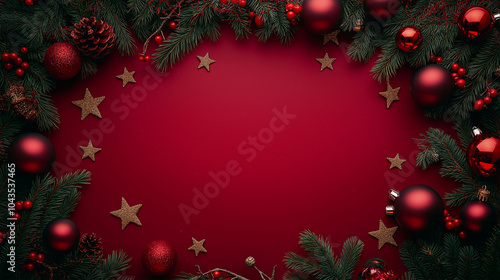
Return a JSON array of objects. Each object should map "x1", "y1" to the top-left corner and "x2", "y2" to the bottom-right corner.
[
  {"x1": 393, "y1": 185, "x2": 444, "y2": 232},
  {"x1": 43, "y1": 218, "x2": 80, "y2": 252},
  {"x1": 364, "y1": 0, "x2": 401, "y2": 21},
  {"x1": 457, "y1": 6, "x2": 494, "y2": 40},
  {"x1": 460, "y1": 201, "x2": 496, "y2": 234},
  {"x1": 44, "y1": 42, "x2": 82, "y2": 80},
  {"x1": 302, "y1": 0, "x2": 343, "y2": 34},
  {"x1": 9, "y1": 133, "x2": 55, "y2": 174},
  {"x1": 466, "y1": 127, "x2": 500, "y2": 177},
  {"x1": 411, "y1": 64, "x2": 454, "y2": 107},
  {"x1": 142, "y1": 240, "x2": 177, "y2": 276},
  {"x1": 395, "y1": 26, "x2": 422, "y2": 52}
]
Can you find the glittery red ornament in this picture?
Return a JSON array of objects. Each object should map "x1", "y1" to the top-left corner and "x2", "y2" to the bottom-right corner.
[
  {"x1": 392, "y1": 185, "x2": 444, "y2": 232},
  {"x1": 457, "y1": 6, "x2": 494, "y2": 40},
  {"x1": 44, "y1": 42, "x2": 82, "y2": 80},
  {"x1": 359, "y1": 259, "x2": 397, "y2": 280},
  {"x1": 8, "y1": 133, "x2": 55, "y2": 174},
  {"x1": 461, "y1": 201, "x2": 496, "y2": 234},
  {"x1": 43, "y1": 218, "x2": 80, "y2": 252},
  {"x1": 142, "y1": 240, "x2": 177, "y2": 276},
  {"x1": 395, "y1": 26, "x2": 422, "y2": 52},
  {"x1": 302, "y1": 0, "x2": 343, "y2": 34},
  {"x1": 364, "y1": 0, "x2": 400, "y2": 21},
  {"x1": 411, "y1": 64, "x2": 454, "y2": 107},
  {"x1": 466, "y1": 127, "x2": 500, "y2": 177}
]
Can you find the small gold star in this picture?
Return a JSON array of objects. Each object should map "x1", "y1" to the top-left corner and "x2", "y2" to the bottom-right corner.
[
  {"x1": 80, "y1": 140, "x2": 102, "y2": 161},
  {"x1": 110, "y1": 197, "x2": 142, "y2": 231},
  {"x1": 379, "y1": 83, "x2": 400, "y2": 109},
  {"x1": 116, "y1": 67, "x2": 136, "y2": 88},
  {"x1": 316, "y1": 53, "x2": 336, "y2": 71},
  {"x1": 368, "y1": 220, "x2": 398, "y2": 250},
  {"x1": 188, "y1": 237, "x2": 207, "y2": 256},
  {"x1": 72, "y1": 88, "x2": 105, "y2": 121},
  {"x1": 387, "y1": 153, "x2": 406, "y2": 170},
  {"x1": 323, "y1": 30, "x2": 340, "y2": 45},
  {"x1": 197, "y1": 52, "x2": 215, "y2": 71}
]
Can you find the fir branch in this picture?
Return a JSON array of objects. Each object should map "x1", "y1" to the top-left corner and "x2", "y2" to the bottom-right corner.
[
  {"x1": 458, "y1": 246, "x2": 481, "y2": 280},
  {"x1": 0, "y1": 113, "x2": 23, "y2": 163},
  {"x1": 481, "y1": 226, "x2": 500, "y2": 279},
  {"x1": 347, "y1": 24, "x2": 377, "y2": 63},
  {"x1": 400, "y1": 241, "x2": 431, "y2": 279},
  {"x1": 371, "y1": 43, "x2": 407, "y2": 82},
  {"x1": 101, "y1": 250, "x2": 132, "y2": 279}
]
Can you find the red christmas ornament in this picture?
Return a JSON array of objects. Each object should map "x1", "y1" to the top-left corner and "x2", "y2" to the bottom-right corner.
[
  {"x1": 8, "y1": 133, "x2": 55, "y2": 174},
  {"x1": 43, "y1": 218, "x2": 80, "y2": 252},
  {"x1": 154, "y1": 36, "x2": 162, "y2": 43},
  {"x1": 395, "y1": 26, "x2": 422, "y2": 52},
  {"x1": 358, "y1": 259, "x2": 397, "y2": 280},
  {"x1": 461, "y1": 201, "x2": 496, "y2": 234},
  {"x1": 387, "y1": 185, "x2": 444, "y2": 232},
  {"x1": 411, "y1": 64, "x2": 454, "y2": 107},
  {"x1": 301, "y1": 0, "x2": 343, "y2": 34},
  {"x1": 44, "y1": 42, "x2": 82, "y2": 80},
  {"x1": 457, "y1": 6, "x2": 494, "y2": 40},
  {"x1": 255, "y1": 15, "x2": 264, "y2": 27},
  {"x1": 364, "y1": 0, "x2": 400, "y2": 21},
  {"x1": 466, "y1": 127, "x2": 500, "y2": 177},
  {"x1": 142, "y1": 240, "x2": 177, "y2": 276}
]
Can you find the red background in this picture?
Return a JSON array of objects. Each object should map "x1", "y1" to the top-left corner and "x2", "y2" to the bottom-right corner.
[{"x1": 48, "y1": 26, "x2": 458, "y2": 279}]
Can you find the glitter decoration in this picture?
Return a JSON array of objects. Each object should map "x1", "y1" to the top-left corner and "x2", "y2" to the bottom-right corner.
[
  {"x1": 368, "y1": 220, "x2": 398, "y2": 250},
  {"x1": 142, "y1": 240, "x2": 177, "y2": 276},
  {"x1": 80, "y1": 140, "x2": 101, "y2": 161},
  {"x1": 72, "y1": 88, "x2": 105, "y2": 121},
  {"x1": 116, "y1": 67, "x2": 136, "y2": 87},
  {"x1": 379, "y1": 83, "x2": 400, "y2": 109},
  {"x1": 188, "y1": 237, "x2": 207, "y2": 256},
  {"x1": 316, "y1": 53, "x2": 336, "y2": 71},
  {"x1": 44, "y1": 42, "x2": 82, "y2": 80},
  {"x1": 110, "y1": 197, "x2": 142, "y2": 230},
  {"x1": 387, "y1": 154, "x2": 406, "y2": 170},
  {"x1": 197, "y1": 52, "x2": 215, "y2": 71}
]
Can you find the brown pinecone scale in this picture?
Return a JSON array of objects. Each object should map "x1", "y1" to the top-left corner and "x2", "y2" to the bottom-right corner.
[
  {"x1": 79, "y1": 233, "x2": 103, "y2": 259},
  {"x1": 71, "y1": 16, "x2": 115, "y2": 59}
]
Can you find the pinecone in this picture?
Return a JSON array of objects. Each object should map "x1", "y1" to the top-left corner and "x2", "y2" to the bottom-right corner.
[
  {"x1": 79, "y1": 233, "x2": 103, "y2": 259},
  {"x1": 71, "y1": 16, "x2": 115, "y2": 59},
  {"x1": 3, "y1": 83, "x2": 38, "y2": 120}
]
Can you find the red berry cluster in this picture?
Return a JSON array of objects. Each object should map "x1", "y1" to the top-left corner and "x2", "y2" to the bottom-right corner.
[
  {"x1": 0, "y1": 232, "x2": 6, "y2": 244},
  {"x1": 429, "y1": 54, "x2": 443, "y2": 64},
  {"x1": 2, "y1": 47, "x2": 30, "y2": 77},
  {"x1": 12, "y1": 200, "x2": 33, "y2": 222},
  {"x1": 443, "y1": 209, "x2": 467, "y2": 239},
  {"x1": 19, "y1": 0, "x2": 37, "y2": 6},
  {"x1": 220, "y1": 0, "x2": 247, "y2": 7},
  {"x1": 474, "y1": 88, "x2": 498, "y2": 111},
  {"x1": 248, "y1": 12, "x2": 264, "y2": 27},
  {"x1": 138, "y1": 55, "x2": 151, "y2": 62},
  {"x1": 285, "y1": 2, "x2": 302, "y2": 25},
  {"x1": 450, "y1": 63, "x2": 467, "y2": 88},
  {"x1": 22, "y1": 252, "x2": 45, "y2": 272}
]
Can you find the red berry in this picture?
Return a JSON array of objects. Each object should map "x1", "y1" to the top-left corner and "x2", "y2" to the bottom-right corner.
[
  {"x1": 456, "y1": 79, "x2": 466, "y2": 88},
  {"x1": 453, "y1": 219, "x2": 461, "y2": 227},
  {"x1": 26, "y1": 263, "x2": 34, "y2": 271},
  {"x1": 290, "y1": 19, "x2": 297, "y2": 25},
  {"x1": 430, "y1": 54, "x2": 436, "y2": 62},
  {"x1": 23, "y1": 200, "x2": 32, "y2": 209},
  {"x1": 454, "y1": 76, "x2": 460, "y2": 82},
  {"x1": 444, "y1": 216, "x2": 453, "y2": 223},
  {"x1": 436, "y1": 56, "x2": 443, "y2": 63},
  {"x1": 239, "y1": 0, "x2": 246, "y2": 7},
  {"x1": 0, "y1": 238, "x2": 3, "y2": 243},
  {"x1": 12, "y1": 213, "x2": 20, "y2": 221},
  {"x1": 458, "y1": 231, "x2": 466, "y2": 239},
  {"x1": 4, "y1": 62, "x2": 13, "y2": 70},
  {"x1": 292, "y1": 4, "x2": 302, "y2": 14},
  {"x1": 28, "y1": 252, "x2": 37, "y2": 261},
  {"x1": 451, "y1": 72, "x2": 458, "y2": 78},
  {"x1": 15, "y1": 68, "x2": 25, "y2": 77},
  {"x1": 489, "y1": 88, "x2": 497, "y2": 98},
  {"x1": 474, "y1": 99, "x2": 485, "y2": 111},
  {"x1": 36, "y1": 254, "x2": 45, "y2": 262},
  {"x1": 20, "y1": 47, "x2": 28, "y2": 54},
  {"x1": 169, "y1": 21, "x2": 177, "y2": 30},
  {"x1": 14, "y1": 57, "x2": 22, "y2": 65},
  {"x1": 154, "y1": 36, "x2": 162, "y2": 44},
  {"x1": 451, "y1": 63, "x2": 459, "y2": 71},
  {"x1": 444, "y1": 209, "x2": 448, "y2": 217},
  {"x1": 255, "y1": 15, "x2": 264, "y2": 27},
  {"x1": 139, "y1": 56, "x2": 144, "y2": 62},
  {"x1": 285, "y1": 3, "x2": 294, "y2": 11},
  {"x1": 21, "y1": 62, "x2": 29, "y2": 70},
  {"x1": 0, "y1": 232, "x2": 3, "y2": 238},
  {"x1": 248, "y1": 11, "x2": 255, "y2": 17},
  {"x1": 220, "y1": 0, "x2": 229, "y2": 4},
  {"x1": 457, "y1": 68, "x2": 466, "y2": 76},
  {"x1": 15, "y1": 201, "x2": 23, "y2": 211},
  {"x1": 144, "y1": 56, "x2": 151, "y2": 62},
  {"x1": 231, "y1": 0, "x2": 238, "y2": 4},
  {"x1": 25, "y1": 0, "x2": 33, "y2": 5},
  {"x1": 286, "y1": 11, "x2": 296, "y2": 20},
  {"x1": 1, "y1": 53, "x2": 9, "y2": 62},
  {"x1": 445, "y1": 221, "x2": 455, "y2": 230},
  {"x1": 484, "y1": 96, "x2": 492, "y2": 104},
  {"x1": 213, "y1": 271, "x2": 221, "y2": 278},
  {"x1": 9, "y1": 53, "x2": 18, "y2": 61}
]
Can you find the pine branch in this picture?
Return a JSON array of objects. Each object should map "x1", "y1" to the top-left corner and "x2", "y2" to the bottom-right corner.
[
  {"x1": 481, "y1": 226, "x2": 500, "y2": 279},
  {"x1": 101, "y1": 250, "x2": 132, "y2": 279},
  {"x1": 0, "y1": 113, "x2": 23, "y2": 163},
  {"x1": 458, "y1": 246, "x2": 481, "y2": 280}
]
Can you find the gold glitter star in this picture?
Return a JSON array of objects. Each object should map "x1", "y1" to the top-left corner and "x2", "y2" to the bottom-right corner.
[
  {"x1": 387, "y1": 153, "x2": 406, "y2": 170},
  {"x1": 379, "y1": 83, "x2": 400, "y2": 109},
  {"x1": 188, "y1": 237, "x2": 207, "y2": 256},
  {"x1": 80, "y1": 140, "x2": 102, "y2": 161},
  {"x1": 368, "y1": 220, "x2": 398, "y2": 250},
  {"x1": 110, "y1": 197, "x2": 142, "y2": 231},
  {"x1": 116, "y1": 67, "x2": 136, "y2": 88},
  {"x1": 72, "y1": 88, "x2": 105, "y2": 121},
  {"x1": 197, "y1": 52, "x2": 215, "y2": 71},
  {"x1": 323, "y1": 30, "x2": 340, "y2": 45},
  {"x1": 316, "y1": 53, "x2": 336, "y2": 71}
]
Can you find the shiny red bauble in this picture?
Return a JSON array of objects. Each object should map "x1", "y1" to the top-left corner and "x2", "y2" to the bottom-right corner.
[
  {"x1": 460, "y1": 201, "x2": 496, "y2": 234},
  {"x1": 364, "y1": 0, "x2": 400, "y2": 20},
  {"x1": 457, "y1": 6, "x2": 494, "y2": 40},
  {"x1": 395, "y1": 26, "x2": 422, "y2": 52},
  {"x1": 44, "y1": 42, "x2": 82, "y2": 80},
  {"x1": 411, "y1": 64, "x2": 455, "y2": 107},
  {"x1": 466, "y1": 127, "x2": 500, "y2": 177},
  {"x1": 142, "y1": 240, "x2": 177, "y2": 276},
  {"x1": 9, "y1": 133, "x2": 55, "y2": 174},
  {"x1": 302, "y1": 0, "x2": 343, "y2": 34},
  {"x1": 43, "y1": 218, "x2": 80, "y2": 252},
  {"x1": 393, "y1": 185, "x2": 444, "y2": 232}
]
